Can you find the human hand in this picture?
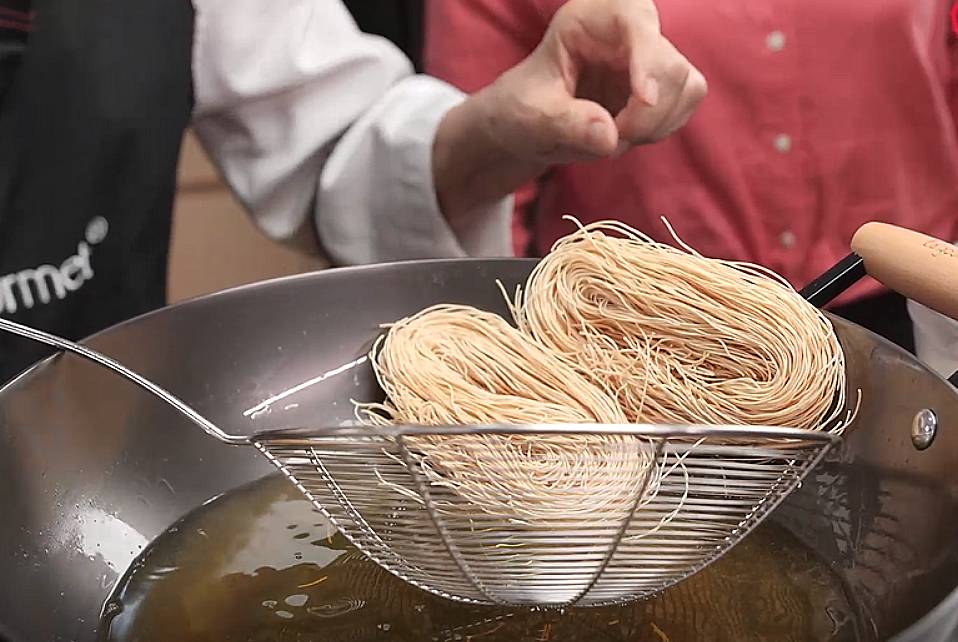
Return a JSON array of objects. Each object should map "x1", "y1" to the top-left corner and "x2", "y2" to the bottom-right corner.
[
  {"x1": 433, "y1": 0, "x2": 705, "y2": 222},
  {"x1": 472, "y1": 0, "x2": 707, "y2": 164}
]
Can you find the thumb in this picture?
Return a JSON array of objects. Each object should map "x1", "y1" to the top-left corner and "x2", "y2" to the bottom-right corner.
[{"x1": 542, "y1": 96, "x2": 618, "y2": 162}]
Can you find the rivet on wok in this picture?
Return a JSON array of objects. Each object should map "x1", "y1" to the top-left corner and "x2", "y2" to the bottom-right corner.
[{"x1": 911, "y1": 409, "x2": 938, "y2": 451}]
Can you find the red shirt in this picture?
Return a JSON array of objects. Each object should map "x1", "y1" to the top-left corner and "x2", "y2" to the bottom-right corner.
[{"x1": 425, "y1": 0, "x2": 958, "y2": 303}]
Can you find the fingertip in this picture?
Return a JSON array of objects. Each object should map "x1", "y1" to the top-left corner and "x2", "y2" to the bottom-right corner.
[
  {"x1": 629, "y1": 61, "x2": 659, "y2": 106},
  {"x1": 586, "y1": 118, "x2": 618, "y2": 156},
  {"x1": 641, "y1": 75, "x2": 660, "y2": 107},
  {"x1": 692, "y1": 68, "x2": 708, "y2": 100},
  {"x1": 549, "y1": 98, "x2": 617, "y2": 160}
]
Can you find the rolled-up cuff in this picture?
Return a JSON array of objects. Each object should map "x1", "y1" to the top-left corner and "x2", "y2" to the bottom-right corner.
[
  {"x1": 909, "y1": 240, "x2": 958, "y2": 378},
  {"x1": 910, "y1": 299, "x2": 958, "y2": 377},
  {"x1": 316, "y1": 75, "x2": 513, "y2": 265}
]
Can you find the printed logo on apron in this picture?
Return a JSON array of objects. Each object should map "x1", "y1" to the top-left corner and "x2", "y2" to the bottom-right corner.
[
  {"x1": 0, "y1": 0, "x2": 193, "y2": 382},
  {"x1": 0, "y1": 216, "x2": 108, "y2": 315}
]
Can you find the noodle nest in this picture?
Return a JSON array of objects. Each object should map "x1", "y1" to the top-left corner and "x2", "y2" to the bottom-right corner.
[
  {"x1": 510, "y1": 220, "x2": 848, "y2": 432},
  {"x1": 357, "y1": 219, "x2": 851, "y2": 522},
  {"x1": 359, "y1": 305, "x2": 656, "y2": 522}
]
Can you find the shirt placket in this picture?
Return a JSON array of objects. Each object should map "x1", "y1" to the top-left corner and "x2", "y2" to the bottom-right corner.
[{"x1": 749, "y1": 0, "x2": 810, "y2": 285}]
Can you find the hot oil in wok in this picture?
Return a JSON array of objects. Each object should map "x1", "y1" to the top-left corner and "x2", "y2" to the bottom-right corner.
[{"x1": 99, "y1": 475, "x2": 865, "y2": 642}]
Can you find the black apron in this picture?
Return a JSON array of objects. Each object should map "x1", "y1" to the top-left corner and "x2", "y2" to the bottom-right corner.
[{"x1": 0, "y1": 0, "x2": 193, "y2": 383}]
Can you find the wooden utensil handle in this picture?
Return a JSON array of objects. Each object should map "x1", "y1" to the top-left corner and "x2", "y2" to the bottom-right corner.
[{"x1": 851, "y1": 222, "x2": 958, "y2": 322}]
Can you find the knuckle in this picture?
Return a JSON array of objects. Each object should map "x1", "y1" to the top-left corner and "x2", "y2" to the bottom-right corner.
[
  {"x1": 617, "y1": 9, "x2": 661, "y2": 40},
  {"x1": 666, "y1": 54, "x2": 693, "y2": 81},
  {"x1": 689, "y1": 70, "x2": 709, "y2": 101},
  {"x1": 621, "y1": 0, "x2": 661, "y2": 26},
  {"x1": 553, "y1": 2, "x2": 575, "y2": 23}
]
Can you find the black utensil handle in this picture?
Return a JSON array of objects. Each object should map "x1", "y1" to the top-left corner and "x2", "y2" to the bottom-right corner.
[{"x1": 799, "y1": 253, "x2": 867, "y2": 308}]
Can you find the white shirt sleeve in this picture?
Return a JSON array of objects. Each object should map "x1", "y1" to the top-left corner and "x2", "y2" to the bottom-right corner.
[
  {"x1": 909, "y1": 301, "x2": 958, "y2": 379},
  {"x1": 189, "y1": 0, "x2": 513, "y2": 264}
]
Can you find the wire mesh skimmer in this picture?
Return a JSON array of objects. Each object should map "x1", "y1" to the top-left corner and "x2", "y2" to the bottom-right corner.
[{"x1": 0, "y1": 316, "x2": 840, "y2": 607}]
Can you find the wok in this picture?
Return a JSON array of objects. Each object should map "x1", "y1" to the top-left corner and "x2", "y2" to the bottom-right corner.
[{"x1": 0, "y1": 258, "x2": 956, "y2": 641}]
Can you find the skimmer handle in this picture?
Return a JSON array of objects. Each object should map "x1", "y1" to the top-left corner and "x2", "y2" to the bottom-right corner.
[
  {"x1": 851, "y1": 222, "x2": 958, "y2": 322},
  {"x1": 0, "y1": 316, "x2": 249, "y2": 445}
]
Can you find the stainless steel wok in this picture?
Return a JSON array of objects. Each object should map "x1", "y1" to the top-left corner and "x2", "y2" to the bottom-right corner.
[{"x1": 0, "y1": 259, "x2": 956, "y2": 642}]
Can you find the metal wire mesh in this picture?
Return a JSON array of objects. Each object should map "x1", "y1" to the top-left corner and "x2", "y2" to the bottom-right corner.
[{"x1": 254, "y1": 424, "x2": 838, "y2": 607}]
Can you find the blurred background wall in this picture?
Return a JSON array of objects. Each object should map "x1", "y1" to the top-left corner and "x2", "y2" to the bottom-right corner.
[{"x1": 166, "y1": 133, "x2": 327, "y2": 303}]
